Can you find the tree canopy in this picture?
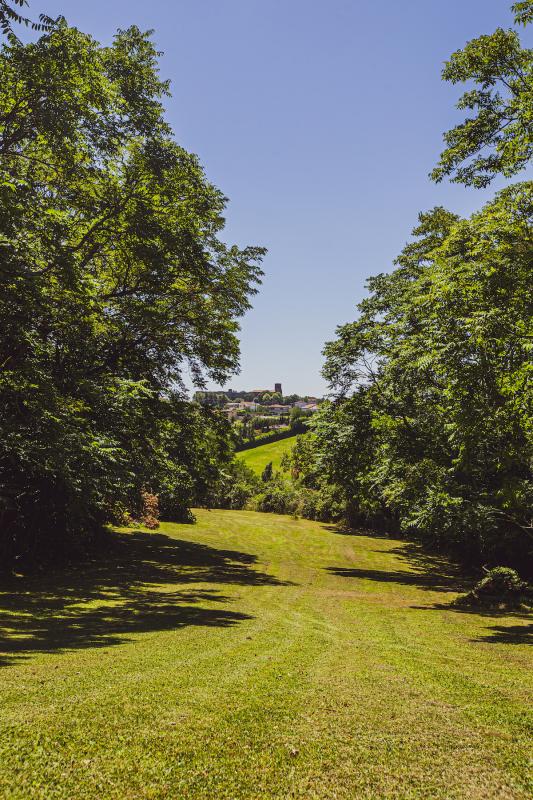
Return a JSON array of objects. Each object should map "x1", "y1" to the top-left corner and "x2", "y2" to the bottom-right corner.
[
  {"x1": 0, "y1": 23, "x2": 264, "y2": 563},
  {"x1": 313, "y1": 2, "x2": 533, "y2": 571}
]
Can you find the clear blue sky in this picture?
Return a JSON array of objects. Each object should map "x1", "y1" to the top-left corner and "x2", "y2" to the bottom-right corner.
[{"x1": 26, "y1": 0, "x2": 531, "y2": 395}]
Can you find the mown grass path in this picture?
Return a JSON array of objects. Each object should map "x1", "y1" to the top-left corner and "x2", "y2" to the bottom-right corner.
[{"x1": 0, "y1": 510, "x2": 531, "y2": 799}]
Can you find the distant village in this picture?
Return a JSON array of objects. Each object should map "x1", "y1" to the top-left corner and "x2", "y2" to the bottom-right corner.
[{"x1": 194, "y1": 383, "x2": 321, "y2": 428}]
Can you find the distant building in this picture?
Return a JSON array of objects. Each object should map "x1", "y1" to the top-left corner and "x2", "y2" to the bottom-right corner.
[
  {"x1": 266, "y1": 404, "x2": 288, "y2": 416},
  {"x1": 274, "y1": 382, "x2": 282, "y2": 394},
  {"x1": 295, "y1": 402, "x2": 319, "y2": 413},
  {"x1": 241, "y1": 401, "x2": 259, "y2": 411}
]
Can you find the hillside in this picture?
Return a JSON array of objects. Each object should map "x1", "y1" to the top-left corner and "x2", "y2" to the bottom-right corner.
[
  {"x1": 0, "y1": 509, "x2": 530, "y2": 799},
  {"x1": 237, "y1": 435, "x2": 297, "y2": 475}
]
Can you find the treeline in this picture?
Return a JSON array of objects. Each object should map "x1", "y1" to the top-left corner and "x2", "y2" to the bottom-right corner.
[
  {"x1": 235, "y1": 427, "x2": 300, "y2": 452},
  {"x1": 194, "y1": 390, "x2": 319, "y2": 406},
  {"x1": 302, "y1": 3, "x2": 533, "y2": 572},
  {"x1": 213, "y1": 2, "x2": 533, "y2": 575},
  {"x1": 0, "y1": 19, "x2": 264, "y2": 565},
  {"x1": 234, "y1": 407, "x2": 312, "y2": 449}
]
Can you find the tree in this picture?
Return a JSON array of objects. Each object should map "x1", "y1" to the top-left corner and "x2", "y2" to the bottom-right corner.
[
  {"x1": 315, "y1": 1, "x2": 533, "y2": 570},
  {"x1": 320, "y1": 187, "x2": 532, "y2": 566},
  {"x1": 431, "y1": 3, "x2": 533, "y2": 187},
  {"x1": 0, "y1": 24, "x2": 264, "y2": 563},
  {"x1": 289, "y1": 406, "x2": 309, "y2": 433},
  {"x1": 261, "y1": 462, "x2": 273, "y2": 482}
]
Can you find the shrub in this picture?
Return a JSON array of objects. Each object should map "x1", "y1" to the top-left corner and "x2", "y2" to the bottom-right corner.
[
  {"x1": 455, "y1": 567, "x2": 529, "y2": 607},
  {"x1": 247, "y1": 479, "x2": 298, "y2": 515},
  {"x1": 261, "y1": 462, "x2": 273, "y2": 482},
  {"x1": 473, "y1": 567, "x2": 525, "y2": 597},
  {"x1": 139, "y1": 490, "x2": 160, "y2": 530},
  {"x1": 205, "y1": 460, "x2": 261, "y2": 510}
]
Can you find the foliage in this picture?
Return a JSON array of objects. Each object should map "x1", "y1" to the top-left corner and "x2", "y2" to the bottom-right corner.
[
  {"x1": 473, "y1": 566, "x2": 526, "y2": 595},
  {"x1": 0, "y1": 24, "x2": 264, "y2": 563},
  {"x1": 0, "y1": 0, "x2": 58, "y2": 40},
  {"x1": 513, "y1": 1, "x2": 533, "y2": 26},
  {"x1": 248, "y1": 477, "x2": 298, "y2": 515},
  {"x1": 203, "y1": 458, "x2": 261, "y2": 510},
  {"x1": 138, "y1": 489, "x2": 160, "y2": 530},
  {"x1": 319, "y1": 186, "x2": 533, "y2": 568},
  {"x1": 236, "y1": 433, "x2": 343, "y2": 523},
  {"x1": 289, "y1": 406, "x2": 311, "y2": 433},
  {"x1": 454, "y1": 566, "x2": 529, "y2": 607},
  {"x1": 312, "y1": 3, "x2": 533, "y2": 571},
  {"x1": 261, "y1": 461, "x2": 273, "y2": 482},
  {"x1": 431, "y1": 7, "x2": 532, "y2": 187}
]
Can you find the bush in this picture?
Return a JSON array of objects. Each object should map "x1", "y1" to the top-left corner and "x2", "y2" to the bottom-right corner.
[
  {"x1": 248, "y1": 480, "x2": 298, "y2": 515},
  {"x1": 455, "y1": 567, "x2": 529, "y2": 607},
  {"x1": 205, "y1": 460, "x2": 261, "y2": 510},
  {"x1": 476, "y1": 567, "x2": 525, "y2": 596},
  {"x1": 261, "y1": 462, "x2": 273, "y2": 482},
  {"x1": 245, "y1": 478, "x2": 343, "y2": 523},
  {"x1": 139, "y1": 490, "x2": 160, "y2": 530}
]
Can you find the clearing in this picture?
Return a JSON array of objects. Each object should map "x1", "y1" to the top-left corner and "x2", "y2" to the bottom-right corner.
[
  {"x1": 0, "y1": 509, "x2": 531, "y2": 799},
  {"x1": 238, "y1": 435, "x2": 297, "y2": 474}
]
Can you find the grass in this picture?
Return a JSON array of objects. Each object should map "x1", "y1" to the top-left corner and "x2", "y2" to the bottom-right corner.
[
  {"x1": 238, "y1": 435, "x2": 297, "y2": 474},
  {"x1": 0, "y1": 509, "x2": 531, "y2": 799}
]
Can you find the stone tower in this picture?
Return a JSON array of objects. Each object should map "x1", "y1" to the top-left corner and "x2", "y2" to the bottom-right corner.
[{"x1": 274, "y1": 383, "x2": 282, "y2": 394}]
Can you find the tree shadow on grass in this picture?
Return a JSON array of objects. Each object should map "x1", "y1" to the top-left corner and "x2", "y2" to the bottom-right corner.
[
  {"x1": 323, "y1": 529, "x2": 532, "y2": 644},
  {"x1": 410, "y1": 601, "x2": 533, "y2": 644},
  {"x1": 473, "y1": 623, "x2": 532, "y2": 645},
  {"x1": 321, "y1": 523, "x2": 391, "y2": 539},
  {"x1": 0, "y1": 529, "x2": 290, "y2": 667},
  {"x1": 326, "y1": 540, "x2": 468, "y2": 594},
  {"x1": 327, "y1": 565, "x2": 466, "y2": 592}
]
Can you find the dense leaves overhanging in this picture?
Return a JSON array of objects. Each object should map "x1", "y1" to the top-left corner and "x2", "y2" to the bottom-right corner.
[{"x1": 0, "y1": 23, "x2": 264, "y2": 563}]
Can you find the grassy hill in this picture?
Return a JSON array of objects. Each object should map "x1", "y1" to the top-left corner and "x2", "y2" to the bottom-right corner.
[
  {"x1": 0, "y1": 509, "x2": 531, "y2": 799},
  {"x1": 237, "y1": 434, "x2": 297, "y2": 474}
]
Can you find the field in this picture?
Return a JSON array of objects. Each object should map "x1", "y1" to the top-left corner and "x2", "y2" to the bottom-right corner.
[
  {"x1": 0, "y1": 509, "x2": 531, "y2": 799},
  {"x1": 237, "y1": 434, "x2": 297, "y2": 474}
]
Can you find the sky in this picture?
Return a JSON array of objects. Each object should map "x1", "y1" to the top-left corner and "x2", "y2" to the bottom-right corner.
[{"x1": 23, "y1": 0, "x2": 531, "y2": 395}]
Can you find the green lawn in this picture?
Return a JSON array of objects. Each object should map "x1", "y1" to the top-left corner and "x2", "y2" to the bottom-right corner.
[
  {"x1": 237, "y1": 435, "x2": 297, "y2": 474},
  {"x1": 0, "y1": 509, "x2": 531, "y2": 799}
]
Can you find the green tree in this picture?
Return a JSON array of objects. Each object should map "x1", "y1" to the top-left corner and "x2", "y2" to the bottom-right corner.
[
  {"x1": 0, "y1": 24, "x2": 264, "y2": 563},
  {"x1": 321, "y1": 187, "x2": 532, "y2": 565},
  {"x1": 431, "y1": 3, "x2": 533, "y2": 187},
  {"x1": 289, "y1": 406, "x2": 309, "y2": 433},
  {"x1": 261, "y1": 461, "x2": 273, "y2": 482},
  {"x1": 316, "y1": 0, "x2": 533, "y2": 569},
  {"x1": 513, "y1": 1, "x2": 533, "y2": 26}
]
